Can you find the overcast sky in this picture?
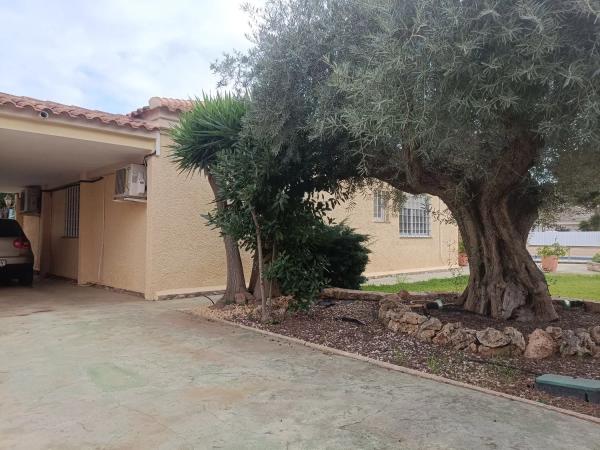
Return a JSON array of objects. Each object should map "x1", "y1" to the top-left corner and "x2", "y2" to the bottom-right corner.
[{"x1": 0, "y1": 0, "x2": 258, "y2": 113}]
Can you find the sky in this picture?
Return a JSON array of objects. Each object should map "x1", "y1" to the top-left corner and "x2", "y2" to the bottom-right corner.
[{"x1": 0, "y1": 0, "x2": 258, "y2": 114}]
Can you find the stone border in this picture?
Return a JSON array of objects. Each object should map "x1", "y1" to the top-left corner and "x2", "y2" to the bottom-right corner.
[{"x1": 191, "y1": 306, "x2": 600, "y2": 426}]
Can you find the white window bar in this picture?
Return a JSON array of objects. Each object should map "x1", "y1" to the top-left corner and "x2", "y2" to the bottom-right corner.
[
  {"x1": 64, "y1": 185, "x2": 80, "y2": 238},
  {"x1": 373, "y1": 190, "x2": 386, "y2": 222},
  {"x1": 400, "y1": 195, "x2": 430, "y2": 237}
]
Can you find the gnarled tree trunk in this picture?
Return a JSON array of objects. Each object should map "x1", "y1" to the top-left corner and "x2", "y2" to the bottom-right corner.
[
  {"x1": 375, "y1": 128, "x2": 558, "y2": 321},
  {"x1": 207, "y1": 174, "x2": 252, "y2": 306},
  {"x1": 445, "y1": 188, "x2": 558, "y2": 321}
]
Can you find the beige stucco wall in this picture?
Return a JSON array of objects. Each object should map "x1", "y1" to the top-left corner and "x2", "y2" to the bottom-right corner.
[
  {"x1": 21, "y1": 214, "x2": 40, "y2": 271},
  {"x1": 332, "y1": 193, "x2": 459, "y2": 276},
  {"x1": 48, "y1": 189, "x2": 79, "y2": 279},
  {"x1": 79, "y1": 175, "x2": 146, "y2": 293},
  {"x1": 144, "y1": 135, "x2": 252, "y2": 299},
  {"x1": 144, "y1": 142, "x2": 458, "y2": 297}
]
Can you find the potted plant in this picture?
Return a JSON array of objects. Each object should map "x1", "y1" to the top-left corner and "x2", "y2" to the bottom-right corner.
[
  {"x1": 457, "y1": 241, "x2": 468, "y2": 267},
  {"x1": 537, "y1": 243, "x2": 569, "y2": 273},
  {"x1": 587, "y1": 253, "x2": 600, "y2": 272}
]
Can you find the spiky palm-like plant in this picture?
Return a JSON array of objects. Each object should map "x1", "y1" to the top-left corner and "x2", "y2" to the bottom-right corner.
[{"x1": 171, "y1": 93, "x2": 251, "y2": 305}]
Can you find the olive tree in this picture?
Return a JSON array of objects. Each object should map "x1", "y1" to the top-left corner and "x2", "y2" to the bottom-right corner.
[
  {"x1": 214, "y1": 0, "x2": 600, "y2": 320},
  {"x1": 325, "y1": 0, "x2": 600, "y2": 320}
]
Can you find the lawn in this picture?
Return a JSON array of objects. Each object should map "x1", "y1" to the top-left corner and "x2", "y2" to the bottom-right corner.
[{"x1": 363, "y1": 273, "x2": 600, "y2": 302}]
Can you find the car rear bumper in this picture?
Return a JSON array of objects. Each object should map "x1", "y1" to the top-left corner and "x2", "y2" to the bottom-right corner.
[{"x1": 0, "y1": 263, "x2": 33, "y2": 277}]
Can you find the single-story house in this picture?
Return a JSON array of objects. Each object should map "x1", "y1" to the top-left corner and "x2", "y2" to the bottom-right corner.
[{"x1": 0, "y1": 92, "x2": 458, "y2": 299}]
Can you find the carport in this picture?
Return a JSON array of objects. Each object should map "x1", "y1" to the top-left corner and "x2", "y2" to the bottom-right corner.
[{"x1": 0, "y1": 93, "x2": 157, "y2": 295}]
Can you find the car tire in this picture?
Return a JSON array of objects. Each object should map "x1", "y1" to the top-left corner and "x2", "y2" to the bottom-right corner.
[{"x1": 19, "y1": 270, "x2": 34, "y2": 287}]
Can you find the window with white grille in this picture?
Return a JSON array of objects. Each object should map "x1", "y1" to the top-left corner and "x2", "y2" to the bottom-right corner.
[
  {"x1": 373, "y1": 190, "x2": 386, "y2": 222},
  {"x1": 399, "y1": 195, "x2": 431, "y2": 237},
  {"x1": 64, "y1": 185, "x2": 80, "y2": 238}
]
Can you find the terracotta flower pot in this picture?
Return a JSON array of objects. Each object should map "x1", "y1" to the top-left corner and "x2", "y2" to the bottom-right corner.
[
  {"x1": 458, "y1": 252, "x2": 468, "y2": 267},
  {"x1": 541, "y1": 255, "x2": 558, "y2": 272}
]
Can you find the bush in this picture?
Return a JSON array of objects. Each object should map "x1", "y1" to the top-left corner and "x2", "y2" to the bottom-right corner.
[
  {"x1": 537, "y1": 243, "x2": 569, "y2": 258},
  {"x1": 592, "y1": 253, "x2": 600, "y2": 263},
  {"x1": 579, "y1": 213, "x2": 600, "y2": 231},
  {"x1": 267, "y1": 250, "x2": 328, "y2": 311},
  {"x1": 267, "y1": 222, "x2": 370, "y2": 310},
  {"x1": 313, "y1": 222, "x2": 370, "y2": 290}
]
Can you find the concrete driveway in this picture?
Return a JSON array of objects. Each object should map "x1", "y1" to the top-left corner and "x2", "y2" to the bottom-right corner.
[{"x1": 1, "y1": 280, "x2": 598, "y2": 449}]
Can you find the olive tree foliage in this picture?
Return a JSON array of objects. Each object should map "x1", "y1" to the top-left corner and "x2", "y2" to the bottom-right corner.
[
  {"x1": 214, "y1": 0, "x2": 600, "y2": 320},
  {"x1": 323, "y1": 0, "x2": 600, "y2": 321}
]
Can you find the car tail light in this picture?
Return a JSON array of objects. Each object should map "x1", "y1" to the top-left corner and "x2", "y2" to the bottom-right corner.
[{"x1": 13, "y1": 238, "x2": 30, "y2": 249}]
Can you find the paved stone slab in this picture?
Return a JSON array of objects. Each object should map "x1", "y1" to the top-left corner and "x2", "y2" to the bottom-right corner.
[{"x1": 1, "y1": 280, "x2": 599, "y2": 449}]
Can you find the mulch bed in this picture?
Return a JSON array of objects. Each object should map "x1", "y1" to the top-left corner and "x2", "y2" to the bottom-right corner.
[
  {"x1": 424, "y1": 293, "x2": 599, "y2": 335},
  {"x1": 219, "y1": 298, "x2": 600, "y2": 418}
]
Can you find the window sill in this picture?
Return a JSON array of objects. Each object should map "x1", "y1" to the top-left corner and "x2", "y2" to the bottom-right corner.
[
  {"x1": 399, "y1": 234, "x2": 432, "y2": 239},
  {"x1": 61, "y1": 236, "x2": 79, "y2": 239}
]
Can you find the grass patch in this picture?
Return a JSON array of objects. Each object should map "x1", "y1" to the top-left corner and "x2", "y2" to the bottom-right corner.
[{"x1": 364, "y1": 273, "x2": 600, "y2": 302}]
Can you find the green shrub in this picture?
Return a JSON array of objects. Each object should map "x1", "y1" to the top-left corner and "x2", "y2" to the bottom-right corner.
[
  {"x1": 267, "y1": 222, "x2": 370, "y2": 310},
  {"x1": 592, "y1": 253, "x2": 600, "y2": 263},
  {"x1": 313, "y1": 223, "x2": 370, "y2": 290},
  {"x1": 537, "y1": 243, "x2": 569, "y2": 258},
  {"x1": 267, "y1": 250, "x2": 328, "y2": 311},
  {"x1": 457, "y1": 240, "x2": 466, "y2": 254},
  {"x1": 579, "y1": 213, "x2": 600, "y2": 231}
]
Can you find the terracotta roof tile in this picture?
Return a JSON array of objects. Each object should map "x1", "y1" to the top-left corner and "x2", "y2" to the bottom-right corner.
[
  {"x1": 128, "y1": 96, "x2": 194, "y2": 118},
  {"x1": 0, "y1": 92, "x2": 158, "y2": 131}
]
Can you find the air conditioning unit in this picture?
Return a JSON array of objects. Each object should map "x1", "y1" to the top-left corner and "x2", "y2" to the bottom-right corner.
[
  {"x1": 19, "y1": 186, "x2": 41, "y2": 214},
  {"x1": 114, "y1": 164, "x2": 147, "y2": 201}
]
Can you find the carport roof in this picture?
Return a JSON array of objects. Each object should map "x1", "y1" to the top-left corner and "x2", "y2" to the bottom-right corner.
[{"x1": 0, "y1": 92, "x2": 159, "y2": 132}]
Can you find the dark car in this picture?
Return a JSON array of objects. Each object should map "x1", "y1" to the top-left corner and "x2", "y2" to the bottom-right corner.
[{"x1": 0, "y1": 219, "x2": 34, "y2": 286}]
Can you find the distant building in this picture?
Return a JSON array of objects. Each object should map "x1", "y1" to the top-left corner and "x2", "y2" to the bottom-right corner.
[{"x1": 535, "y1": 207, "x2": 593, "y2": 231}]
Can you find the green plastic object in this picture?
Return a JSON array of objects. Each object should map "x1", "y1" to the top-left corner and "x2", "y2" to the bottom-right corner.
[{"x1": 535, "y1": 374, "x2": 600, "y2": 404}]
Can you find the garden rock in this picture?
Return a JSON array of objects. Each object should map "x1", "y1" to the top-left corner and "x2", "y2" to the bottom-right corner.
[
  {"x1": 432, "y1": 322, "x2": 462, "y2": 346},
  {"x1": 388, "y1": 320, "x2": 418, "y2": 335},
  {"x1": 559, "y1": 330, "x2": 590, "y2": 357},
  {"x1": 416, "y1": 317, "x2": 442, "y2": 342},
  {"x1": 449, "y1": 328, "x2": 477, "y2": 350},
  {"x1": 545, "y1": 326, "x2": 563, "y2": 341},
  {"x1": 476, "y1": 327, "x2": 510, "y2": 348},
  {"x1": 524, "y1": 329, "x2": 556, "y2": 359},
  {"x1": 417, "y1": 329, "x2": 437, "y2": 341},
  {"x1": 590, "y1": 326, "x2": 600, "y2": 345},
  {"x1": 576, "y1": 329, "x2": 596, "y2": 355},
  {"x1": 400, "y1": 312, "x2": 427, "y2": 325},
  {"x1": 419, "y1": 317, "x2": 443, "y2": 332},
  {"x1": 378, "y1": 296, "x2": 410, "y2": 326},
  {"x1": 503, "y1": 327, "x2": 526, "y2": 352}
]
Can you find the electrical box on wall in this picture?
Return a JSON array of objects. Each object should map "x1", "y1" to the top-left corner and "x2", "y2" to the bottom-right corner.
[{"x1": 114, "y1": 164, "x2": 147, "y2": 202}]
